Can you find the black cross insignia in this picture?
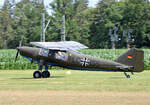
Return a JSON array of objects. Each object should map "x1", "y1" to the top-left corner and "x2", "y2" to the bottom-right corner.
[{"x1": 80, "y1": 58, "x2": 90, "y2": 67}]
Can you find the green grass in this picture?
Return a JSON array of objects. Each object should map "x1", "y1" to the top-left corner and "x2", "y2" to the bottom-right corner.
[{"x1": 0, "y1": 70, "x2": 150, "y2": 92}]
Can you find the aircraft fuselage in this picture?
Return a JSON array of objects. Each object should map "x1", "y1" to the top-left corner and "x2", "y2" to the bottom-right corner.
[{"x1": 17, "y1": 46, "x2": 131, "y2": 72}]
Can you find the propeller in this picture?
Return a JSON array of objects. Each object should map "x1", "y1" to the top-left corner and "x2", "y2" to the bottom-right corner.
[
  {"x1": 19, "y1": 39, "x2": 23, "y2": 47},
  {"x1": 15, "y1": 50, "x2": 19, "y2": 62},
  {"x1": 15, "y1": 38, "x2": 23, "y2": 62}
]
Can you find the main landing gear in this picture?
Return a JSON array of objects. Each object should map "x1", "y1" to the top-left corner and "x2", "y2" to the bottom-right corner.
[
  {"x1": 33, "y1": 60, "x2": 51, "y2": 78},
  {"x1": 33, "y1": 70, "x2": 50, "y2": 78}
]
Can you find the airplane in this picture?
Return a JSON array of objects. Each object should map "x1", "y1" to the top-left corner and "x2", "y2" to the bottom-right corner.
[{"x1": 15, "y1": 40, "x2": 144, "y2": 79}]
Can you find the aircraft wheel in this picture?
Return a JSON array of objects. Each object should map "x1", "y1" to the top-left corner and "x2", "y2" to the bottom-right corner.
[
  {"x1": 127, "y1": 75, "x2": 130, "y2": 78},
  {"x1": 33, "y1": 71, "x2": 42, "y2": 78},
  {"x1": 42, "y1": 71, "x2": 50, "y2": 78}
]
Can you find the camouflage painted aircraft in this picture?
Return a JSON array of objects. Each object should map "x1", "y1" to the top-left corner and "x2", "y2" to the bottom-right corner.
[{"x1": 15, "y1": 41, "x2": 144, "y2": 78}]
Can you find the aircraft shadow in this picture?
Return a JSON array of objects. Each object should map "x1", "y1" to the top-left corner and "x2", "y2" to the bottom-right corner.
[
  {"x1": 10, "y1": 78, "x2": 35, "y2": 80},
  {"x1": 109, "y1": 76, "x2": 125, "y2": 79},
  {"x1": 49, "y1": 76, "x2": 65, "y2": 78},
  {"x1": 10, "y1": 76, "x2": 65, "y2": 80}
]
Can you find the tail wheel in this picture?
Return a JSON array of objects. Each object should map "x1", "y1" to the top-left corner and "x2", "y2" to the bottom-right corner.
[
  {"x1": 42, "y1": 71, "x2": 50, "y2": 78},
  {"x1": 127, "y1": 75, "x2": 130, "y2": 78},
  {"x1": 33, "y1": 71, "x2": 42, "y2": 78}
]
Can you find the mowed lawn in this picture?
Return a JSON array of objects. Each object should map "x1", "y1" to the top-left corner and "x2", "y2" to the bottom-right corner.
[
  {"x1": 0, "y1": 70, "x2": 150, "y2": 105},
  {"x1": 0, "y1": 70, "x2": 149, "y2": 92}
]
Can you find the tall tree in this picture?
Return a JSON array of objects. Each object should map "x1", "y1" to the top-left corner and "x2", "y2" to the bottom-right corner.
[
  {"x1": 0, "y1": 0, "x2": 14, "y2": 48},
  {"x1": 9, "y1": 0, "x2": 46, "y2": 48},
  {"x1": 48, "y1": 0, "x2": 91, "y2": 45},
  {"x1": 90, "y1": 0, "x2": 117, "y2": 48},
  {"x1": 121, "y1": 0, "x2": 149, "y2": 48},
  {"x1": 90, "y1": 0, "x2": 150, "y2": 48}
]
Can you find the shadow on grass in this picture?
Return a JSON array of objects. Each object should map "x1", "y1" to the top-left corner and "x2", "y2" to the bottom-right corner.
[
  {"x1": 10, "y1": 78, "x2": 34, "y2": 80},
  {"x1": 10, "y1": 76, "x2": 65, "y2": 80},
  {"x1": 109, "y1": 76, "x2": 125, "y2": 79},
  {"x1": 49, "y1": 76, "x2": 65, "y2": 78}
]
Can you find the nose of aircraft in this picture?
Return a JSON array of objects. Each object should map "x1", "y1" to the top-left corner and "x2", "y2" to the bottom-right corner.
[
  {"x1": 17, "y1": 47, "x2": 25, "y2": 51},
  {"x1": 17, "y1": 46, "x2": 36, "y2": 57},
  {"x1": 17, "y1": 47, "x2": 20, "y2": 50},
  {"x1": 15, "y1": 46, "x2": 41, "y2": 62},
  {"x1": 15, "y1": 46, "x2": 33, "y2": 61},
  {"x1": 17, "y1": 47, "x2": 25, "y2": 53}
]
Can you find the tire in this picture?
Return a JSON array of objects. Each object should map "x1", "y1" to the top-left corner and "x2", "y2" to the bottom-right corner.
[
  {"x1": 127, "y1": 75, "x2": 130, "y2": 78},
  {"x1": 42, "y1": 71, "x2": 50, "y2": 78},
  {"x1": 33, "y1": 71, "x2": 42, "y2": 78}
]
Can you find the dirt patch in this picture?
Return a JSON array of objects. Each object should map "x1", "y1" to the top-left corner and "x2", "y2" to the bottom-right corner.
[{"x1": 0, "y1": 91, "x2": 150, "y2": 105}]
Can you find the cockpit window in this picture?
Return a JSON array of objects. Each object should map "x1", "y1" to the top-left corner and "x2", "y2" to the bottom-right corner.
[
  {"x1": 55, "y1": 51, "x2": 68, "y2": 61},
  {"x1": 39, "y1": 49, "x2": 49, "y2": 56}
]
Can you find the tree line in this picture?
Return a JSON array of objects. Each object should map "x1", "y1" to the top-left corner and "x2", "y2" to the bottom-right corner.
[{"x1": 0, "y1": 0, "x2": 150, "y2": 49}]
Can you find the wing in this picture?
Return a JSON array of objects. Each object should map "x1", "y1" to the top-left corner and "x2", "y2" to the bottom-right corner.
[{"x1": 30, "y1": 41, "x2": 88, "y2": 51}]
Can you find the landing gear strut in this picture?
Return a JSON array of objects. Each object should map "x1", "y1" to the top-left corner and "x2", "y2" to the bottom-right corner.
[{"x1": 124, "y1": 72, "x2": 130, "y2": 78}]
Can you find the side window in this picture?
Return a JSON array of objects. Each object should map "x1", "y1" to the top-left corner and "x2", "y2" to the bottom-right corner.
[{"x1": 48, "y1": 50, "x2": 58, "y2": 58}]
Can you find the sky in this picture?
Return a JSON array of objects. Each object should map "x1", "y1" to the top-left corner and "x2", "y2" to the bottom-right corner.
[
  {"x1": 0, "y1": 0, "x2": 99, "y2": 15},
  {"x1": 44, "y1": 0, "x2": 99, "y2": 8},
  {"x1": 0, "y1": 0, "x2": 99, "y2": 8},
  {"x1": 43, "y1": 0, "x2": 99, "y2": 15}
]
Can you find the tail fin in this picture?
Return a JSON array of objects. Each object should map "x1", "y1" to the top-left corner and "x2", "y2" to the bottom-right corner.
[{"x1": 115, "y1": 48, "x2": 144, "y2": 72}]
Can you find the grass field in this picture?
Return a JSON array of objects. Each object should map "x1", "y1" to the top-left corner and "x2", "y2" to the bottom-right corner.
[
  {"x1": 0, "y1": 70, "x2": 150, "y2": 91},
  {"x1": 0, "y1": 70, "x2": 150, "y2": 105}
]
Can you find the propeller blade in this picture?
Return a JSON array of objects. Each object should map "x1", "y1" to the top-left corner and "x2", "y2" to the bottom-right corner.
[
  {"x1": 19, "y1": 37, "x2": 23, "y2": 47},
  {"x1": 15, "y1": 38, "x2": 23, "y2": 62},
  {"x1": 15, "y1": 50, "x2": 19, "y2": 62},
  {"x1": 19, "y1": 40, "x2": 22, "y2": 47}
]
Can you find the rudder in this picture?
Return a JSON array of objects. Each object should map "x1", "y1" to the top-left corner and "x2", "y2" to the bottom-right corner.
[{"x1": 115, "y1": 48, "x2": 144, "y2": 72}]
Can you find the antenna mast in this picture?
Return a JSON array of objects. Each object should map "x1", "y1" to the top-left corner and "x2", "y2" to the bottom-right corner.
[
  {"x1": 40, "y1": 0, "x2": 50, "y2": 42},
  {"x1": 41, "y1": 13, "x2": 45, "y2": 42},
  {"x1": 61, "y1": 15, "x2": 66, "y2": 41},
  {"x1": 109, "y1": 25, "x2": 119, "y2": 49}
]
